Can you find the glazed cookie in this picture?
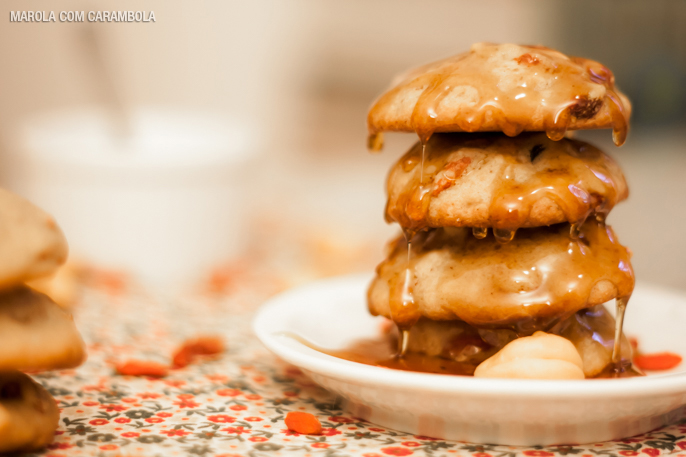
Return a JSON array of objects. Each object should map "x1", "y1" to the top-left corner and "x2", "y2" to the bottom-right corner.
[
  {"x1": 368, "y1": 43, "x2": 631, "y2": 147},
  {"x1": 0, "y1": 286, "x2": 86, "y2": 371},
  {"x1": 0, "y1": 188, "x2": 68, "y2": 291},
  {"x1": 386, "y1": 133, "x2": 628, "y2": 231},
  {"x1": 0, "y1": 370, "x2": 59, "y2": 453},
  {"x1": 368, "y1": 221, "x2": 634, "y2": 329}
]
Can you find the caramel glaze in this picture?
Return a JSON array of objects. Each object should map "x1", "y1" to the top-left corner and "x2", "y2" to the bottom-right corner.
[
  {"x1": 370, "y1": 221, "x2": 634, "y2": 333},
  {"x1": 303, "y1": 307, "x2": 641, "y2": 378},
  {"x1": 367, "y1": 43, "x2": 630, "y2": 151},
  {"x1": 386, "y1": 133, "x2": 628, "y2": 236}
]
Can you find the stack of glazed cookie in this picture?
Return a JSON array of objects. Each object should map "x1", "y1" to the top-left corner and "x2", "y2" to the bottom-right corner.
[
  {"x1": 0, "y1": 188, "x2": 86, "y2": 452},
  {"x1": 366, "y1": 43, "x2": 636, "y2": 379}
]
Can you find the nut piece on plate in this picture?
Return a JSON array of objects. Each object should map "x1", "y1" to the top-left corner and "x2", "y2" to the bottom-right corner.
[
  {"x1": 0, "y1": 189, "x2": 68, "y2": 291},
  {"x1": 0, "y1": 370, "x2": 60, "y2": 453},
  {"x1": 474, "y1": 331, "x2": 585, "y2": 380}
]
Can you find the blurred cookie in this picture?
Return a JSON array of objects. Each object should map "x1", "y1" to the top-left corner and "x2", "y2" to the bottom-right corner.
[
  {"x1": 368, "y1": 43, "x2": 631, "y2": 147},
  {"x1": 386, "y1": 133, "x2": 627, "y2": 231},
  {"x1": 0, "y1": 370, "x2": 59, "y2": 453},
  {"x1": 0, "y1": 189, "x2": 68, "y2": 291},
  {"x1": 368, "y1": 221, "x2": 634, "y2": 329},
  {"x1": 0, "y1": 287, "x2": 86, "y2": 371},
  {"x1": 27, "y1": 261, "x2": 85, "y2": 308}
]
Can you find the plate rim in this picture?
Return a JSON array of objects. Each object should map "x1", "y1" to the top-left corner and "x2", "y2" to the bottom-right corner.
[{"x1": 254, "y1": 272, "x2": 686, "y2": 399}]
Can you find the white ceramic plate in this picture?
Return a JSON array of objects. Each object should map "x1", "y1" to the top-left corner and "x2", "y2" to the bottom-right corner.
[{"x1": 254, "y1": 273, "x2": 686, "y2": 446}]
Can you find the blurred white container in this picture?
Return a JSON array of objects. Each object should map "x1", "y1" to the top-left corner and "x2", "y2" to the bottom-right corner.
[{"x1": 3, "y1": 107, "x2": 256, "y2": 285}]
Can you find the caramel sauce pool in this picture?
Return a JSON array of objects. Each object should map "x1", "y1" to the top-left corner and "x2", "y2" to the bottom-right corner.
[{"x1": 285, "y1": 331, "x2": 640, "y2": 378}]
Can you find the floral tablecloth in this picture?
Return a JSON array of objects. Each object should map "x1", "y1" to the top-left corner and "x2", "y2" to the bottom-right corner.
[{"x1": 29, "y1": 268, "x2": 686, "y2": 457}]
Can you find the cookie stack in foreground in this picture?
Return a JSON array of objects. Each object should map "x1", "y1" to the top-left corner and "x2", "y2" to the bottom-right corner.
[
  {"x1": 0, "y1": 189, "x2": 86, "y2": 452},
  {"x1": 367, "y1": 43, "x2": 636, "y2": 379}
]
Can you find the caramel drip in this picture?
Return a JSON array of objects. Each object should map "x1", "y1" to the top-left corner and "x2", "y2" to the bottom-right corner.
[
  {"x1": 472, "y1": 227, "x2": 488, "y2": 239},
  {"x1": 368, "y1": 44, "x2": 630, "y2": 150},
  {"x1": 376, "y1": 221, "x2": 634, "y2": 330},
  {"x1": 367, "y1": 132, "x2": 384, "y2": 153},
  {"x1": 612, "y1": 296, "x2": 629, "y2": 368},
  {"x1": 386, "y1": 133, "x2": 626, "y2": 235}
]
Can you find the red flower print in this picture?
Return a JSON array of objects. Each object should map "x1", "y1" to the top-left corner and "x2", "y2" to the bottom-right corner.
[
  {"x1": 328, "y1": 416, "x2": 355, "y2": 423},
  {"x1": 82, "y1": 401, "x2": 99, "y2": 407},
  {"x1": 229, "y1": 404, "x2": 247, "y2": 411},
  {"x1": 369, "y1": 427, "x2": 385, "y2": 432},
  {"x1": 161, "y1": 429, "x2": 191, "y2": 437},
  {"x1": 284, "y1": 391, "x2": 299, "y2": 397},
  {"x1": 401, "y1": 442, "x2": 422, "y2": 447},
  {"x1": 245, "y1": 394, "x2": 262, "y2": 401},
  {"x1": 47, "y1": 442, "x2": 73, "y2": 450},
  {"x1": 642, "y1": 449, "x2": 660, "y2": 457},
  {"x1": 619, "y1": 452, "x2": 639, "y2": 457},
  {"x1": 245, "y1": 417, "x2": 263, "y2": 422},
  {"x1": 208, "y1": 414, "x2": 236, "y2": 423},
  {"x1": 137, "y1": 392, "x2": 161, "y2": 399},
  {"x1": 121, "y1": 432, "x2": 140, "y2": 438},
  {"x1": 100, "y1": 404, "x2": 127, "y2": 412},
  {"x1": 216, "y1": 388, "x2": 242, "y2": 397},
  {"x1": 121, "y1": 397, "x2": 137, "y2": 403},
  {"x1": 89, "y1": 419, "x2": 109, "y2": 426},
  {"x1": 163, "y1": 380, "x2": 186, "y2": 387},
  {"x1": 99, "y1": 444, "x2": 118, "y2": 451},
  {"x1": 114, "y1": 417, "x2": 131, "y2": 424},
  {"x1": 281, "y1": 429, "x2": 301, "y2": 436},
  {"x1": 382, "y1": 447, "x2": 414, "y2": 456},
  {"x1": 249, "y1": 436, "x2": 268, "y2": 442},
  {"x1": 414, "y1": 435, "x2": 440, "y2": 440},
  {"x1": 177, "y1": 393, "x2": 195, "y2": 400},
  {"x1": 523, "y1": 452, "x2": 554, "y2": 457},
  {"x1": 145, "y1": 417, "x2": 164, "y2": 424},
  {"x1": 205, "y1": 374, "x2": 228, "y2": 382},
  {"x1": 173, "y1": 399, "x2": 200, "y2": 408},
  {"x1": 677, "y1": 442, "x2": 686, "y2": 450},
  {"x1": 312, "y1": 443, "x2": 330, "y2": 449},
  {"x1": 363, "y1": 454, "x2": 384, "y2": 457},
  {"x1": 221, "y1": 426, "x2": 250, "y2": 435},
  {"x1": 473, "y1": 453, "x2": 493, "y2": 457},
  {"x1": 321, "y1": 428, "x2": 342, "y2": 436},
  {"x1": 156, "y1": 412, "x2": 173, "y2": 418}
]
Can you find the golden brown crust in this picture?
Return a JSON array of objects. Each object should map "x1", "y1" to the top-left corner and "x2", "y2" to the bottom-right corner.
[
  {"x1": 368, "y1": 43, "x2": 631, "y2": 146},
  {"x1": 0, "y1": 287, "x2": 86, "y2": 371},
  {"x1": 0, "y1": 371, "x2": 59, "y2": 453},
  {"x1": 386, "y1": 133, "x2": 628, "y2": 231}
]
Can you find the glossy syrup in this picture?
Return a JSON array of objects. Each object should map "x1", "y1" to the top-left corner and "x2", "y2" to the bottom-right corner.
[{"x1": 367, "y1": 43, "x2": 630, "y2": 150}]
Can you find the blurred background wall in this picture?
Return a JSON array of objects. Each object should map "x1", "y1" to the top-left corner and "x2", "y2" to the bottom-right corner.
[{"x1": 0, "y1": 0, "x2": 684, "y2": 289}]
